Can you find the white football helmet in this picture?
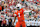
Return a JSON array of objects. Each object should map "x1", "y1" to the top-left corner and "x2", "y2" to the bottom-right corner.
[{"x1": 16, "y1": 3, "x2": 22, "y2": 10}]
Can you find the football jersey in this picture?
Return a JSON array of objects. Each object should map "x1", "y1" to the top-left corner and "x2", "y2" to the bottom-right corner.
[{"x1": 14, "y1": 8, "x2": 24, "y2": 22}]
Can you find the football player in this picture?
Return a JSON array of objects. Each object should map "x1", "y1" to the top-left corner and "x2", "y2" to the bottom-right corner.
[{"x1": 13, "y1": 3, "x2": 26, "y2": 27}]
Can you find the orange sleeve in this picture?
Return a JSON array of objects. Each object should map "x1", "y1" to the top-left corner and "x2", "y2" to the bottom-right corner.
[{"x1": 14, "y1": 10, "x2": 18, "y2": 16}]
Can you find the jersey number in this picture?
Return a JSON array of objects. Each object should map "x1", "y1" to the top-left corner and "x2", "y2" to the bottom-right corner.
[{"x1": 18, "y1": 13, "x2": 20, "y2": 17}]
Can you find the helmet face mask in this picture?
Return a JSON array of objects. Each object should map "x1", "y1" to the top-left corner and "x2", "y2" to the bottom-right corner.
[
  {"x1": 17, "y1": 7, "x2": 20, "y2": 10},
  {"x1": 17, "y1": 7, "x2": 19, "y2": 9}
]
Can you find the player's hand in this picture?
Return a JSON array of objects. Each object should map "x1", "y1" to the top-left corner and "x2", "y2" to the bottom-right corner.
[{"x1": 13, "y1": 22, "x2": 14, "y2": 26}]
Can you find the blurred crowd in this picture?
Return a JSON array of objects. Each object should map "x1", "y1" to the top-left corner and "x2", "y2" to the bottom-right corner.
[{"x1": 0, "y1": 0, "x2": 40, "y2": 27}]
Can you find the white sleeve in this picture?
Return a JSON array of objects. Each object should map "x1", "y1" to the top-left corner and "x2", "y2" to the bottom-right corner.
[{"x1": 24, "y1": 10, "x2": 32, "y2": 13}]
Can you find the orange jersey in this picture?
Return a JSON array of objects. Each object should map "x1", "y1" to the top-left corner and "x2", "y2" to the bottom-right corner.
[{"x1": 15, "y1": 8, "x2": 24, "y2": 22}]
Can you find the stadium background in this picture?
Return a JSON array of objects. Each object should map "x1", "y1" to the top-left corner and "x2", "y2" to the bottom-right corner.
[{"x1": 0, "y1": 0, "x2": 40, "y2": 27}]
